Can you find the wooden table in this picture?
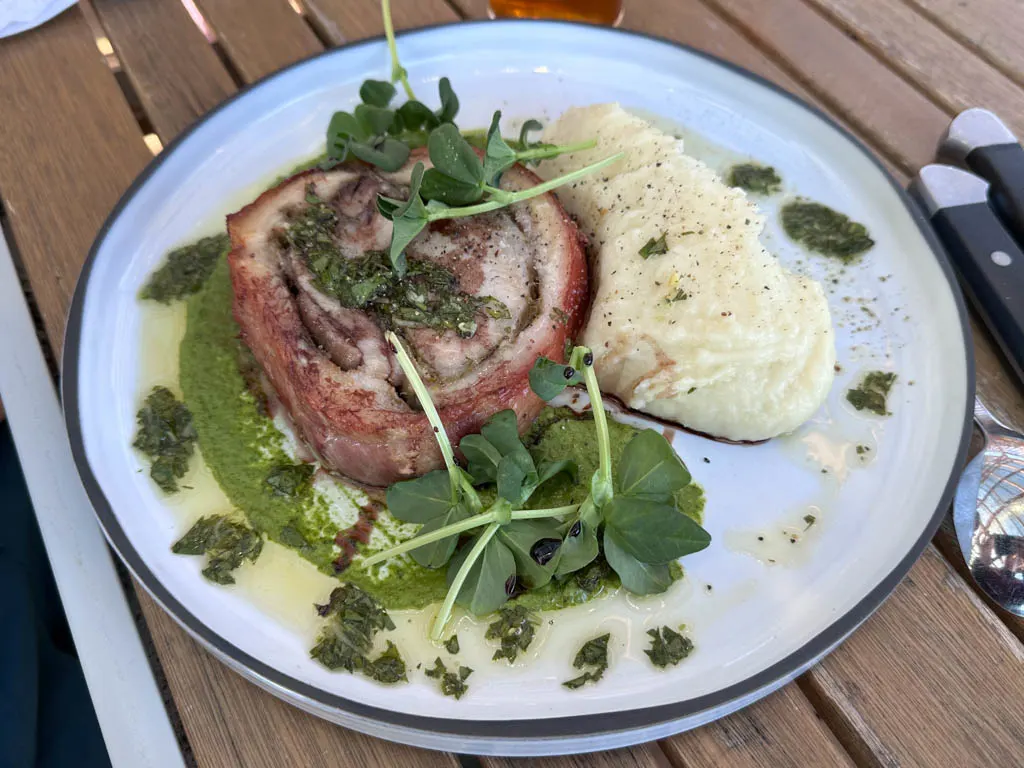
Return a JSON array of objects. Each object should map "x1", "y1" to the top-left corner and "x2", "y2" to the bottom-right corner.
[{"x1": 2, "y1": 0, "x2": 1023, "y2": 765}]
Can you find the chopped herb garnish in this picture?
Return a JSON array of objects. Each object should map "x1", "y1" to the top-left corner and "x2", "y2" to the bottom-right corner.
[
  {"x1": 563, "y1": 633, "x2": 610, "y2": 689},
  {"x1": 781, "y1": 201, "x2": 874, "y2": 261},
  {"x1": 140, "y1": 234, "x2": 230, "y2": 303},
  {"x1": 172, "y1": 515, "x2": 263, "y2": 585},
  {"x1": 310, "y1": 583, "x2": 399, "y2": 680},
  {"x1": 667, "y1": 289, "x2": 689, "y2": 303},
  {"x1": 727, "y1": 163, "x2": 782, "y2": 195},
  {"x1": 551, "y1": 307, "x2": 570, "y2": 325},
  {"x1": 264, "y1": 463, "x2": 315, "y2": 498},
  {"x1": 803, "y1": 514, "x2": 817, "y2": 529},
  {"x1": 645, "y1": 626, "x2": 693, "y2": 668},
  {"x1": 639, "y1": 232, "x2": 668, "y2": 259},
  {"x1": 287, "y1": 193, "x2": 508, "y2": 338},
  {"x1": 365, "y1": 640, "x2": 408, "y2": 684},
  {"x1": 486, "y1": 605, "x2": 538, "y2": 663},
  {"x1": 846, "y1": 371, "x2": 896, "y2": 416},
  {"x1": 424, "y1": 657, "x2": 473, "y2": 699},
  {"x1": 133, "y1": 386, "x2": 197, "y2": 493},
  {"x1": 445, "y1": 634, "x2": 460, "y2": 654}
]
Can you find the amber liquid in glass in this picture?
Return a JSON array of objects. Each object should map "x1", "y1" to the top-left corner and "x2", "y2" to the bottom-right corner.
[{"x1": 489, "y1": 0, "x2": 623, "y2": 26}]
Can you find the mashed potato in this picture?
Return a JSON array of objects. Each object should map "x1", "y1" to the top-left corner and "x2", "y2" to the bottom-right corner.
[{"x1": 537, "y1": 104, "x2": 835, "y2": 441}]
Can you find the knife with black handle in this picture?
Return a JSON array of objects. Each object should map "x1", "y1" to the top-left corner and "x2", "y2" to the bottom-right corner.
[
  {"x1": 910, "y1": 164, "x2": 1024, "y2": 380},
  {"x1": 939, "y1": 108, "x2": 1024, "y2": 246}
]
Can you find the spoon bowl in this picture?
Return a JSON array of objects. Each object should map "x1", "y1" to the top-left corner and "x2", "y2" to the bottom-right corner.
[{"x1": 953, "y1": 399, "x2": 1024, "y2": 615}]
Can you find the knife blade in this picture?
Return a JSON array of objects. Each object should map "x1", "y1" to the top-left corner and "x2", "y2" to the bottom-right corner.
[
  {"x1": 939, "y1": 108, "x2": 1024, "y2": 245},
  {"x1": 910, "y1": 164, "x2": 1024, "y2": 380}
]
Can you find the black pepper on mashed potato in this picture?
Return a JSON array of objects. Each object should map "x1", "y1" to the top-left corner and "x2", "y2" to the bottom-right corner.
[{"x1": 537, "y1": 104, "x2": 835, "y2": 441}]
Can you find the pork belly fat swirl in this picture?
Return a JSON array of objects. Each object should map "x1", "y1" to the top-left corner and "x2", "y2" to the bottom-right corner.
[{"x1": 227, "y1": 152, "x2": 588, "y2": 486}]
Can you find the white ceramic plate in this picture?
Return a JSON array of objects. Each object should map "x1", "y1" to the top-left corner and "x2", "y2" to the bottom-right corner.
[{"x1": 64, "y1": 21, "x2": 972, "y2": 756}]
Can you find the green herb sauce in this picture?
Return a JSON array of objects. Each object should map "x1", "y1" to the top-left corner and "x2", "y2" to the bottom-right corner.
[
  {"x1": 846, "y1": 370, "x2": 896, "y2": 416},
  {"x1": 727, "y1": 163, "x2": 782, "y2": 195},
  {"x1": 177, "y1": 257, "x2": 704, "y2": 613},
  {"x1": 781, "y1": 201, "x2": 874, "y2": 262}
]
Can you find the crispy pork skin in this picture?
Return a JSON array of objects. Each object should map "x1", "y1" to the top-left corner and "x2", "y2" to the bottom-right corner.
[{"x1": 227, "y1": 152, "x2": 587, "y2": 486}]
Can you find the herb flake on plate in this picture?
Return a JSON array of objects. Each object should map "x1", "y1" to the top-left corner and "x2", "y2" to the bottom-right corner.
[
  {"x1": 727, "y1": 163, "x2": 782, "y2": 195},
  {"x1": 645, "y1": 626, "x2": 693, "y2": 668},
  {"x1": 172, "y1": 515, "x2": 264, "y2": 585},
  {"x1": 424, "y1": 657, "x2": 473, "y2": 699},
  {"x1": 563, "y1": 633, "x2": 610, "y2": 689},
  {"x1": 781, "y1": 201, "x2": 874, "y2": 261},
  {"x1": 140, "y1": 234, "x2": 230, "y2": 303},
  {"x1": 486, "y1": 604, "x2": 538, "y2": 663},
  {"x1": 310, "y1": 583, "x2": 402, "y2": 681},
  {"x1": 639, "y1": 232, "x2": 668, "y2": 259},
  {"x1": 846, "y1": 370, "x2": 896, "y2": 416},
  {"x1": 133, "y1": 386, "x2": 197, "y2": 494}
]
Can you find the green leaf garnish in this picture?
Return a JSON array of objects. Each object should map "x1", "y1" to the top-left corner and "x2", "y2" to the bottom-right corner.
[
  {"x1": 172, "y1": 515, "x2": 263, "y2": 585},
  {"x1": 518, "y1": 119, "x2": 543, "y2": 150},
  {"x1": 603, "y1": 496, "x2": 711, "y2": 564},
  {"x1": 563, "y1": 633, "x2": 610, "y2": 689},
  {"x1": 645, "y1": 626, "x2": 694, "y2": 668},
  {"x1": 602, "y1": 528, "x2": 673, "y2": 595},
  {"x1": 616, "y1": 429, "x2": 691, "y2": 500},
  {"x1": 436, "y1": 77, "x2": 459, "y2": 123},
  {"x1": 528, "y1": 356, "x2": 583, "y2": 401},
  {"x1": 360, "y1": 79, "x2": 396, "y2": 108},
  {"x1": 427, "y1": 123, "x2": 484, "y2": 188},
  {"x1": 354, "y1": 103, "x2": 397, "y2": 136},
  {"x1": 385, "y1": 469, "x2": 453, "y2": 524},
  {"x1": 496, "y1": 518, "x2": 563, "y2": 590},
  {"x1": 348, "y1": 136, "x2": 410, "y2": 173},
  {"x1": 482, "y1": 111, "x2": 518, "y2": 184},
  {"x1": 446, "y1": 524, "x2": 516, "y2": 617},
  {"x1": 639, "y1": 232, "x2": 668, "y2": 259},
  {"x1": 407, "y1": 502, "x2": 472, "y2": 568},
  {"x1": 445, "y1": 634, "x2": 460, "y2": 654}
]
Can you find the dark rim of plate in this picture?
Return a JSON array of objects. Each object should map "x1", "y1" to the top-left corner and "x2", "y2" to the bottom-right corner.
[{"x1": 62, "y1": 19, "x2": 975, "y2": 744}]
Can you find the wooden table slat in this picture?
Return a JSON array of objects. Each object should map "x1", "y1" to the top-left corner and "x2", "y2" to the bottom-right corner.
[
  {"x1": 901, "y1": 0, "x2": 1024, "y2": 89},
  {"x1": 482, "y1": 741, "x2": 672, "y2": 768},
  {"x1": 191, "y1": 0, "x2": 322, "y2": 82},
  {"x1": 802, "y1": 546, "x2": 1024, "y2": 767},
  {"x1": 0, "y1": 6, "x2": 153, "y2": 353},
  {"x1": 661, "y1": 684, "x2": 854, "y2": 768},
  {"x1": 701, "y1": 0, "x2": 950, "y2": 174},
  {"x1": 89, "y1": 0, "x2": 236, "y2": 142},
  {"x1": 804, "y1": 0, "x2": 1024, "y2": 144},
  {"x1": 302, "y1": 0, "x2": 458, "y2": 46}
]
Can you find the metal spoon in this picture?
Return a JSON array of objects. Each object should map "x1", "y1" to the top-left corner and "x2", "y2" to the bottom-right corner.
[{"x1": 953, "y1": 398, "x2": 1024, "y2": 615}]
